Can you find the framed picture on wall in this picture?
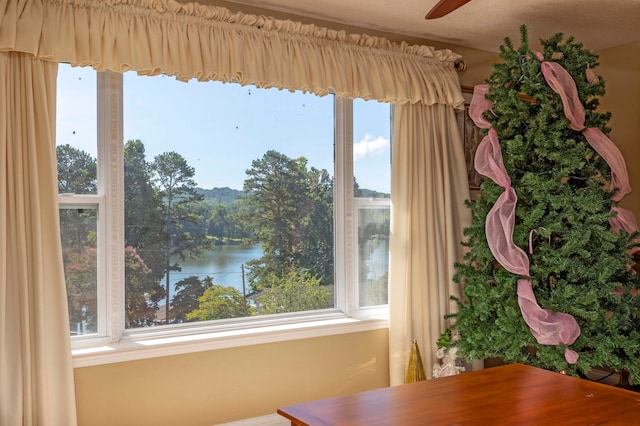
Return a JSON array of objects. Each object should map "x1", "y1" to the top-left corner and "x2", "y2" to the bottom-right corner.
[{"x1": 461, "y1": 86, "x2": 484, "y2": 200}]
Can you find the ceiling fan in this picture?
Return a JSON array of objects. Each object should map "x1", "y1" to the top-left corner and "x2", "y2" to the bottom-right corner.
[{"x1": 425, "y1": 0, "x2": 472, "y2": 19}]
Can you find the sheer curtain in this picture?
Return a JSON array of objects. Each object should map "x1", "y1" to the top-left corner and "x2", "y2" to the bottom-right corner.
[
  {"x1": 0, "y1": 52, "x2": 77, "y2": 425},
  {"x1": 0, "y1": 0, "x2": 468, "y2": 420},
  {"x1": 388, "y1": 102, "x2": 471, "y2": 385}
]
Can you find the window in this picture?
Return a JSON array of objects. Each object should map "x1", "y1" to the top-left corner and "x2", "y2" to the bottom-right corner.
[
  {"x1": 353, "y1": 99, "x2": 391, "y2": 307},
  {"x1": 57, "y1": 64, "x2": 101, "y2": 337},
  {"x1": 57, "y1": 63, "x2": 391, "y2": 348}
]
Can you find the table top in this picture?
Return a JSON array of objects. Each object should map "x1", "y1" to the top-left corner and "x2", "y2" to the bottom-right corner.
[{"x1": 277, "y1": 363, "x2": 640, "y2": 425}]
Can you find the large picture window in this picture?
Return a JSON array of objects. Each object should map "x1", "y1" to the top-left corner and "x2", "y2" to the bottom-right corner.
[{"x1": 56, "y1": 63, "x2": 391, "y2": 344}]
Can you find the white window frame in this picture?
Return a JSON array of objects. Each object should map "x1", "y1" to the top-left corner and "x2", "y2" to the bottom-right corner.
[{"x1": 64, "y1": 70, "x2": 389, "y2": 367}]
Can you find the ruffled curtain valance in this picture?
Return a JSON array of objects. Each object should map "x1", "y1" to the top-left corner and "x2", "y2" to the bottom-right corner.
[{"x1": 0, "y1": 0, "x2": 464, "y2": 108}]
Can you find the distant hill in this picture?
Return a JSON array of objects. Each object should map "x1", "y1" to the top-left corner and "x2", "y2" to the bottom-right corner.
[
  {"x1": 358, "y1": 188, "x2": 390, "y2": 198},
  {"x1": 197, "y1": 187, "x2": 244, "y2": 205},
  {"x1": 198, "y1": 186, "x2": 389, "y2": 205}
]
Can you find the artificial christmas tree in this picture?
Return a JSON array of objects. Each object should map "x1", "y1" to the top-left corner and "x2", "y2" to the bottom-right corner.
[{"x1": 448, "y1": 26, "x2": 640, "y2": 381}]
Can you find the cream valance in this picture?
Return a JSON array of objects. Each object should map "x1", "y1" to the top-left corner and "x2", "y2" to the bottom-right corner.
[{"x1": 0, "y1": 0, "x2": 464, "y2": 108}]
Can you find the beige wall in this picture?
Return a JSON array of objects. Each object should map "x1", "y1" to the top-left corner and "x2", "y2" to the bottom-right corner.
[
  {"x1": 597, "y1": 42, "x2": 640, "y2": 221},
  {"x1": 74, "y1": 329, "x2": 390, "y2": 425}
]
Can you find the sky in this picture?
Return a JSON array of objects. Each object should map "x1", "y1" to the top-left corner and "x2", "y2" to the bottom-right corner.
[{"x1": 56, "y1": 63, "x2": 391, "y2": 194}]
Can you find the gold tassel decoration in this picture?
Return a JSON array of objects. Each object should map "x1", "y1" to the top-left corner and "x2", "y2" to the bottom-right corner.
[{"x1": 405, "y1": 339, "x2": 426, "y2": 383}]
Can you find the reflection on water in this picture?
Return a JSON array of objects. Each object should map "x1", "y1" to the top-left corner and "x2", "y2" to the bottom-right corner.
[{"x1": 166, "y1": 244, "x2": 262, "y2": 299}]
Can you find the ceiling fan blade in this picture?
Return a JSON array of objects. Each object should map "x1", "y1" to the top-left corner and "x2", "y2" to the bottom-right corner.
[{"x1": 425, "y1": 0, "x2": 472, "y2": 19}]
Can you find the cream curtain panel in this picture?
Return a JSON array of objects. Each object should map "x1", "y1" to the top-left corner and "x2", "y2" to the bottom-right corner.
[
  {"x1": 0, "y1": 51, "x2": 77, "y2": 425},
  {"x1": 389, "y1": 103, "x2": 471, "y2": 385},
  {"x1": 0, "y1": 0, "x2": 469, "y2": 421}
]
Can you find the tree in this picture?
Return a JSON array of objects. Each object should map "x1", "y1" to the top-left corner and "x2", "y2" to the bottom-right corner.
[
  {"x1": 208, "y1": 203, "x2": 237, "y2": 242},
  {"x1": 123, "y1": 140, "x2": 167, "y2": 328},
  {"x1": 180, "y1": 199, "x2": 212, "y2": 246},
  {"x1": 208, "y1": 204, "x2": 230, "y2": 242},
  {"x1": 124, "y1": 140, "x2": 166, "y2": 282},
  {"x1": 299, "y1": 167, "x2": 334, "y2": 286},
  {"x1": 242, "y1": 151, "x2": 334, "y2": 290},
  {"x1": 56, "y1": 144, "x2": 97, "y2": 194},
  {"x1": 171, "y1": 276, "x2": 213, "y2": 322},
  {"x1": 57, "y1": 141, "x2": 168, "y2": 329},
  {"x1": 255, "y1": 271, "x2": 330, "y2": 314},
  {"x1": 186, "y1": 283, "x2": 251, "y2": 321},
  {"x1": 63, "y1": 246, "x2": 98, "y2": 334},
  {"x1": 448, "y1": 27, "x2": 640, "y2": 380},
  {"x1": 64, "y1": 244, "x2": 165, "y2": 331},
  {"x1": 57, "y1": 145, "x2": 99, "y2": 333},
  {"x1": 152, "y1": 151, "x2": 207, "y2": 322},
  {"x1": 242, "y1": 150, "x2": 309, "y2": 284},
  {"x1": 124, "y1": 246, "x2": 165, "y2": 327}
]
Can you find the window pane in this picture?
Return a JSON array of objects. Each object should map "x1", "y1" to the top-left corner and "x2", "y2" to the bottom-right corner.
[
  {"x1": 357, "y1": 206, "x2": 390, "y2": 306},
  {"x1": 57, "y1": 63, "x2": 100, "y2": 336},
  {"x1": 353, "y1": 99, "x2": 390, "y2": 307},
  {"x1": 353, "y1": 99, "x2": 391, "y2": 197},
  {"x1": 56, "y1": 63, "x2": 97, "y2": 194},
  {"x1": 60, "y1": 208, "x2": 98, "y2": 335},
  {"x1": 123, "y1": 74, "x2": 335, "y2": 328}
]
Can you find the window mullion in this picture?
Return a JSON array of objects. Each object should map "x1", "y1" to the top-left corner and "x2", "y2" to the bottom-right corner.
[
  {"x1": 334, "y1": 98, "x2": 354, "y2": 315},
  {"x1": 98, "y1": 70, "x2": 125, "y2": 342}
]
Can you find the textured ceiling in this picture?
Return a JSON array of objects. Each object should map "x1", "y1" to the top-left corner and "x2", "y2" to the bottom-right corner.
[{"x1": 219, "y1": 0, "x2": 640, "y2": 52}]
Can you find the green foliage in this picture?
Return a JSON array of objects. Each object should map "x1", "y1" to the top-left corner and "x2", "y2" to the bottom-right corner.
[
  {"x1": 58, "y1": 138, "x2": 339, "y2": 328},
  {"x1": 152, "y1": 150, "x2": 209, "y2": 320},
  {"x1": 186, "y1": 283, "x2": 252, "y2": 321},
  {"x1": 255, "y1": 271, "x2": 330, "y2": 314},
  {"x1": 198, "y1": 187, "x2": 243, "y2": 205},
  {"x1": 241, "y1": 150, "x2": 334, "y2": 289},
  {"x1": 207, "y1": 203, "x2": 249, "y2": 242},
  {"x1": 298, "y1": 166, "x2": 335, "y2": 287},
  {"x1": 171, "y1": 276, "x2": 214, "y2": 322},
  {"x1": 124, "y1": 140, "x2": 166, "y2": 285},
  {"x1": 56, "y1": 144, "x2": 97, "y2": 194},
  {"x1": 451, "y1": 26, "x2": 640, "y2": 380},
  {"x1": 63, "y1": 245, "x2": 98, "y2": 334},
  {"x1": 125, "y1": 246, "x2": 165, "y2": 328}
]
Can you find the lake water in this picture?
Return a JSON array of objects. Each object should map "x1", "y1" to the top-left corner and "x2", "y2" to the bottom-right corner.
[
  {"x1": 166, "y1": 244, "x2": 263, "y2": 299},
  {"x1": 165, "y1": 239, "x2": 390, "y2": 301}
]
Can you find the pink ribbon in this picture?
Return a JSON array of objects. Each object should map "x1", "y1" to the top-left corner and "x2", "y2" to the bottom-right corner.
[
  {"x1": 540, "y1": 60, "x2": 633, "y2": 204},
  {"x1": 610, "y1": 207, "x2": 639, "y2": 235},
  {"x1": 470, "y1": 84, "x2": 580, "y2": 363},
  {"x1": 517, "y1": 280, "x2": 580, "y2": 364},
  {"x1": 468, "y1": 84, "x2": 492, "y2": 129}
]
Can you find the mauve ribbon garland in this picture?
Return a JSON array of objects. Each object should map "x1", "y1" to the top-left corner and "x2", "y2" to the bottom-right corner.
[
  {"x1": 469, "y1": 90, "x2": 573, "y2": 363},
  {"x1": 469, "y1": 56, "x2": 640, "y2": 364},
  {"x1": 538, "y1": 57, "x2": 637, "y2": 235}
]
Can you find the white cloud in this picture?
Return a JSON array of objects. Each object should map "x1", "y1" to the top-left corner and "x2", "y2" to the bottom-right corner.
[{"x1": 353, "y1": 134, "x2": 390, "y2": 161}]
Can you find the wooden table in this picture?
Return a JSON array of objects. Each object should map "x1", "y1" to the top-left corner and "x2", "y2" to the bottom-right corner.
[{"x1": 277, "y1": 363, "x2": 640, "y2": 425}]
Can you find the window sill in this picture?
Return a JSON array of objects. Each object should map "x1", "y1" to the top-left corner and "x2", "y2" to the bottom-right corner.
[{"x1": 71, "y1": 313, "x2": 388, "y2": 368}]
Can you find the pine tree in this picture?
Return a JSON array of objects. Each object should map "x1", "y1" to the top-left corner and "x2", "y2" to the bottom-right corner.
[{"x1": 449, "y1": 26, "x2": 640, "y2": 381}]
